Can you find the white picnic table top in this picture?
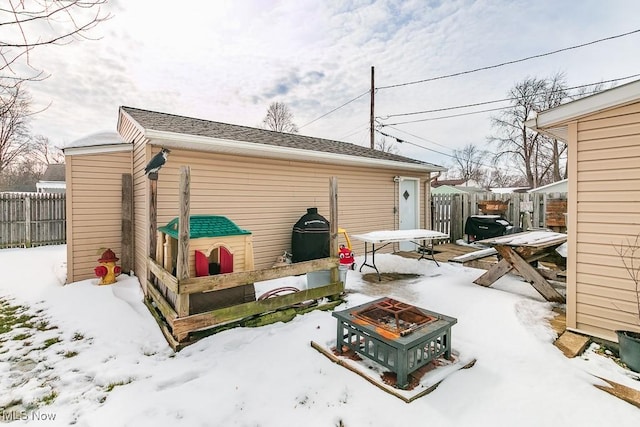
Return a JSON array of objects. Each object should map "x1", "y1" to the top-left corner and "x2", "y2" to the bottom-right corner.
[
  {"x1": 351, "y1": 229, "x2": 449, "y2": 244},
  {"x1": 479, "y1": 230, "x2": 567, "y2": 248}
]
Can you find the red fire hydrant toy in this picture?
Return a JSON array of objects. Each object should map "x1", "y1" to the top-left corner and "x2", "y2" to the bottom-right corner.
[
  {"x1": 94, "y1": 249, "x2": 121, "y2": 285},
  {"x1": 338, "y1": 244, "x2": 355, "y2": 270}
]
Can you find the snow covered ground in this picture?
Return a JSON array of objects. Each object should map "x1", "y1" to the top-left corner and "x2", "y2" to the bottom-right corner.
[{"x1": 0, "y1": 245, "x2": 639, "y2": 426}]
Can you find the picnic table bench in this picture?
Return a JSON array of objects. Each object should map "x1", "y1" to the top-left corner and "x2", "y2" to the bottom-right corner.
[{"x1": 472, "y1": 230, "x2": 567, "y2": 303}]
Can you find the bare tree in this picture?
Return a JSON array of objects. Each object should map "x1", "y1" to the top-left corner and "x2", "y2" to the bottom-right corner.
[
  {"x1": 483, "y1": 167, "x2": 525, "y2": 188},
  {"x1": 540, "y1": 74, "x2": 568, "y2": 182},
  {"x1": 489, "y1": 73, "x2": 569, "y2": 188},
  {"x1": 374, "y1": 136, "x2": 399, "y2": 154},
  {"x1": 1, "y1": 0, "x2": 111, "y2": 86},
  {"x1": 30, "y1": 134, "x2": 63, "y2": 166},
  {"x1": 451, "y1": 143, "x2": 485, "y2": 185},
  {"x1": 0, "y1": 156, "x2": 42, "y2": 191},
  {"x1": 262, "y1": 102, "x2": 299, "y2": 133},
  {"x1": 0, "y1": 83, "x2": 32, "y2": 174}
]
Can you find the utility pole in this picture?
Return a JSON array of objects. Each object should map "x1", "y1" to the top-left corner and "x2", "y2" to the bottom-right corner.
[{"x1": 370, "y1": 66, "x2": 375, "y2": 149}]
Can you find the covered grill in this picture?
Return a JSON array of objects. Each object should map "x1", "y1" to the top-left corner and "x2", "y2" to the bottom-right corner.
[
  {"x1": 464, "y1": 215, "x2": 512, "y2": 242},
  {"x1": 291, "y1": 207, "x2": 330, "y2": 263}
]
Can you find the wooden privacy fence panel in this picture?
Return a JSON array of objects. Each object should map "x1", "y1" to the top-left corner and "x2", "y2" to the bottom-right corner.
[
  {"x1": 431, "y1": 192, "x2": 567, "y2": 242},
  {"x1": 0, "y1": 193, "x2": 66, "y2": 248}
]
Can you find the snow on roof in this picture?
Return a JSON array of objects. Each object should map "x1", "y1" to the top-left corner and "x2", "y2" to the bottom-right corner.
[
  {"x1": 64, "y1": 131, "x2": 127, "y2": 149},
  {"x1": 489, "y1": 187, "x2": 530, "y2": 194},
  {"x1": 528, "y1": 179, "x2": 568, "y2": 193}
]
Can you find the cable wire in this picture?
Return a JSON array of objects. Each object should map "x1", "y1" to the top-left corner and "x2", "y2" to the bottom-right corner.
[
  {"x1": 378, "y1": 73, "x2": 640, "y2": 125},
  {"x1": 377, "y1": 128, "x2": 526, "y2": 174},
  {"x1": 299, "y1": 89, "x2": 370, "y2": 129},
  {"x1": 377, "y1": 29, "x2": 640, "y2": 90},
  {"x1": 381, "y1": 73, "x2": 640, "y2": 119}
]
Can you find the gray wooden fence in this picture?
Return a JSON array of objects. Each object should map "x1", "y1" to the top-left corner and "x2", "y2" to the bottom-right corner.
[
  {"x1": 431, "y1": 192, "x2": 567, "y2": 242},
  {"x1": 0, "y1": 193, "x2": 66, "y2": 249}
]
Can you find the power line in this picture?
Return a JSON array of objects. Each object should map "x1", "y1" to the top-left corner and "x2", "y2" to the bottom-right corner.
[
  {"x1": 382, "y1": 88, "x2": 604, "y2": 127},
  {"x1": 299, "y1": 30, "x2": 639, "y2": 131},
  {"x1": 383, "y1": 106, "x2": 508, "y2": 126},
  {"x1": 377, "y1": 128, "x2": 526, "y2": 175},
  {"x1": 299, "y1": 89, "x2": 370, "y2": 129},
  {"x1": 337, "y1": 122, "x2": 370, "y2": 140},
  {"x1": 379, "y1": 73, "x2": 640, "y2": 126},
  {"x1": 377, "y1": 129, "x2": 454, "y2": 158},
  {"x1": 377, "y1": 29, "x2": 640, "y2": 90},
  {"x1": 384, "y1": 98, "x2": 511, "y2": 119},
  {"x1": 384, "y1": 125, "x2": 456, "y2": 151}
]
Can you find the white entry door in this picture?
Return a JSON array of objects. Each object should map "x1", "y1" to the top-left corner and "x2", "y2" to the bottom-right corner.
[{"x1": 398, "y1": 178, "x2": 420, "y2": 251}]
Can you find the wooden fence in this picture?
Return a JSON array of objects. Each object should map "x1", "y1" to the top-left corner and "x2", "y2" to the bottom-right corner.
[
  {"x1": 0, "y1": 193, "x2": 66, "y2": 249},
  {"x1": 431, "y1": 192, "x2": 567, "y2": 242}
]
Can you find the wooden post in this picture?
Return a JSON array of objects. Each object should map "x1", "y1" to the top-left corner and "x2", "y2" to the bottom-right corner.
[
  {"x1": 121, "y1": 173, "x2": 133, "y2": 274},
  {"x1": 329, "y1": 177, "x2": 339, "y2": 285},
  {"x1": 175, "y1": 166, "x2": 191, "y2": 318},
  {"x1": 370, "y1": 66, "x2": 375, "y2": 149},
  {"x1": 451, "y1": 194, "x2": 462, "y2": 242},
  {"x1": 148, "y1": 177, "x2": 158, "y2": 288},
  {"x1": 24, "y1": 195, "x2": 31, "y2": 248},
  {"x1": 149, "y1": 179, "x2": 157, "y2": 261}
]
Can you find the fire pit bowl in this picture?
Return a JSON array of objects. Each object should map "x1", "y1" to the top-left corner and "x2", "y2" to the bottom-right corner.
[{"x1": 333, "y1": 297, "x2": 457, "y2": 389}]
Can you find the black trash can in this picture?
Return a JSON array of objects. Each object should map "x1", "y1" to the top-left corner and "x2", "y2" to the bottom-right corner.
[{"x1": 291, "y1": 207, "x2": 330, "y2": 263}]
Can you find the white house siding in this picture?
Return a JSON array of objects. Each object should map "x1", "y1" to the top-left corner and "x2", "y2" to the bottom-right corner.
[
  {"x1": 573, "y1": 101, "x2": 640, "y2": 340},
  {"x1": 65, "y1": 151, "x2": 132, "y2": 283}
]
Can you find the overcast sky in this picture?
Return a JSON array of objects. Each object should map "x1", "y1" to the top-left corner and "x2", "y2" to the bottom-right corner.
[{"x1": 18, "y1": 0, "x2": 640, "y2": 168}]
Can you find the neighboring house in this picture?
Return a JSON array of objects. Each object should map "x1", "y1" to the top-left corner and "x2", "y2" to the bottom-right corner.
[
  {"x1": 63, "y1": 107, "x2": 444, "y2": 285},
  {"x1": 528, "y1": 179, "x2": 568, "y2": 194},
  {"x1": 526, "y1": 78, "x2": 640, "y2": 341},
  {"x1": 36, "y1": 164, "x2": 66, "y2": 193}
]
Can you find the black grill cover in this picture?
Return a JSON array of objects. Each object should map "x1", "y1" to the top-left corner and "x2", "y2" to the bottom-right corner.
[
  {"x1": 464, "y1": 216, "x2": 512, "y2": 241},
  {"x1": 291, "y1": 207, "x2": 330, "y2": 263}
]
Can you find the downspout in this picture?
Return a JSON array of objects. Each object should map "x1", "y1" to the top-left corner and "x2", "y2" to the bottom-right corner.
[{"x1": 428, "y1": 172, "x2": 442, "y2": 229}]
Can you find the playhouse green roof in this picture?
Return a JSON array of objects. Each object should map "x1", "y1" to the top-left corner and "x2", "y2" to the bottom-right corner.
[{"x1": 158, "y1": 215, "x2": 251, "y2": 239}]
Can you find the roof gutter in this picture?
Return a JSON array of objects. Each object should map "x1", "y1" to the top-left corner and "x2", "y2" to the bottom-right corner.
[
  {"x1": 63, "y1": 144, "x2": 132, "y2": 156},
  {"x1": 143, "y1": 129, "x2": 446, "y2": 173},
  {"x1": 525, "y1": 114, "x2": 569, "y2": 142},
  {"x1": 526, "y1": 78, "x2": 640, "y2": 142}
]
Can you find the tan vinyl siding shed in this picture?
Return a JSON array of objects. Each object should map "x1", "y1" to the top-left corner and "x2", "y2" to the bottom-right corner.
[
  {"x1": 63, "y1": 132, "x2": 132, "y2": 283},
  {"x1": 65, "y1": 107, "x2": 444, "y2": 292},
  {"x1": 526, "y1": 79, "x2": 640, "y2": 341}
]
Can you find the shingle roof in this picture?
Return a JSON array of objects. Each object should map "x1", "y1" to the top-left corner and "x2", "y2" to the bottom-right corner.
[
  {"x1": 158, "y1": 215, "x2": 251, "y2": 239},
  {"x1": 121, "y1": 106, "x2": 440, "y2": 168}
]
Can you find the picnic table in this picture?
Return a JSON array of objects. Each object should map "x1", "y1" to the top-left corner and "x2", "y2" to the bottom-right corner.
[
  {"x1": 352, "y1": 229, "x2": 449, "y2": 281},
  {"x1": 472, "y1": 230, "x2": 567, "y2": 303}
]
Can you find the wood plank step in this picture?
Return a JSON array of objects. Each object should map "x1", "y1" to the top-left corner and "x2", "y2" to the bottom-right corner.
[{"x1": 555, "y1": 331, "x2": 590, "y2": 358}]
